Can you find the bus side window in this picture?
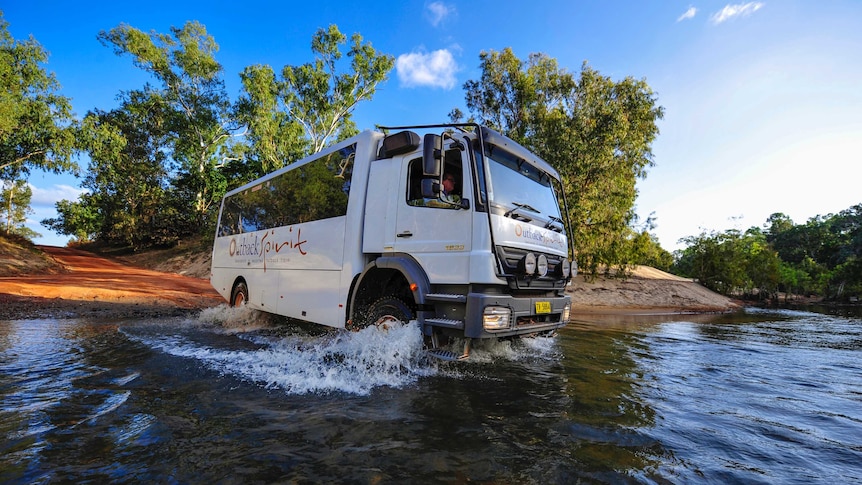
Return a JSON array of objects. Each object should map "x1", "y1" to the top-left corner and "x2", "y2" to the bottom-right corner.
[
  {"x1": 406, "y1": 153, "x2": 462, "y2": 208},
  {"x1": 443, "y1": 149, "x2": 463, "y2": 199},
  {"x1": 406, "y1": 157, "x2": 424, "y2": 203}
]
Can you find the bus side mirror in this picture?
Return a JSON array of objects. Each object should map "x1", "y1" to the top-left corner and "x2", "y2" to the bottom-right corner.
[
  {"x1": 423, "y1": 134, "x2": 442, "y2": 177},
  {"x1": 421, "y1": 178, "x2": 439, "y2": 198}
]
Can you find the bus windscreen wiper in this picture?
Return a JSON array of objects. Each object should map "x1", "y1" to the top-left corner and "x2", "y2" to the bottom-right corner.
[
  {"x1": 545, "y1": 215, "x2": 564, "y2": 232},
  {"x1": 504, "y1": 202, "x2": 540, "y2": 219}
]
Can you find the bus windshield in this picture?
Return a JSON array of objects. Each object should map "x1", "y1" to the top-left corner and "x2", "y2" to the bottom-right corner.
[{"x1": 484, "y1": 145, "x2": 563, "y2": 223}]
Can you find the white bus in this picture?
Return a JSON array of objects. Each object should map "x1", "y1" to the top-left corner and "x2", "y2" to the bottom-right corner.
[{"x1": 210, "y1": 124, "x2": 574, "y2": 359}]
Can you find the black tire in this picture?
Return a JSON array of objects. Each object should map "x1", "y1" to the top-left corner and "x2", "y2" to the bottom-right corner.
[
  {"x1": 351, "y1": 295, "x2": 414, "y2": 331},
  {"x1": 231, "y1": 281, "x2": 249, "y2": 307}
]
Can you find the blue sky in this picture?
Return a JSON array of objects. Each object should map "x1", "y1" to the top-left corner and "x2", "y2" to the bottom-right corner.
[{"x1": 4, "y1": 1, "x2": 862, "y2": 251}]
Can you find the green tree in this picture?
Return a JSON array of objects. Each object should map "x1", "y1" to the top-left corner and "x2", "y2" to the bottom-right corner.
[
  {"x1": 41, "y1": 195, "x2": 100, "y2": 243},
  {"x1": 98, "y1": 21, "x2": 236, "y2": 232},
  {"x1": 674, "y1": 229, "x2": 748, "y2": 295},
  {"x1": 827, "y1": 204, "x2": 862, "y2": 299},
  {"x1": 280, "y1": 24, "x2": 395, "y2": 153},
  {"x1": 458, "y1": 49, "x2": 664, "y2": 273},
  {"x1": 741, "y1": 228, "x2": 781, "y2": 299},
  {"x1": 0, "y1": 12, "x2": 78, "y2": 182},
  {"x1": 764, "y1": 212, "x2": 794, "y2": 241},
  {"x1": 617, "y1": 213, "x2": 674, "y2": 271},
  {"x1": 232, "y1": 64, "x2": 307, "y2": 182},
  {"x1": 83, "y1": 95, "x2": 174, "y2": 247},
  {"x1": 0, "y1": 178, "x2": 39, "y2": 238},
  {"x1": 626, "y1": 230, "x2": 674, "y2": 271},
  {"x1": 43, "y1": 90, "x2": 180, "y2": 248}
]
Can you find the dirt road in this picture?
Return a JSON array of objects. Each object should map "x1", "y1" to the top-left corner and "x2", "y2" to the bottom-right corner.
[{"x1": 0, "y1": 246, "x2": 224, "y2": 320}]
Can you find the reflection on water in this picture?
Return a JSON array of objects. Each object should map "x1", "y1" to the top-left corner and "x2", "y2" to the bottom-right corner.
[{"x1": 1, "y1": 306, "x2": 861, "y2": 483}]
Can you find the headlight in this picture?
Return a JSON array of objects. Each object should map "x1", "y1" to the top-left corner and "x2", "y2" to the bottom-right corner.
[
  {"x1": 559, "y1": 258, "x2": 571, "y2": 278},
  {"x1": 536, "y1": 254, "x2": 548, "y2": 277},
  {"x1": 483, "y1": 306, "x2": 512, "y2": 330},
  {"x1": 521, "y1": 252, "x2": 536, "y2": 275},
  {"x1": 562, "y1": 302, "x2": 571, "y2": 323}
]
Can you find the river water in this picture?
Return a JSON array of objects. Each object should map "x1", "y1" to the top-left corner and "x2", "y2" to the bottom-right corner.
[{"x1": 2, "y1": 306, "x2": 861, "y2": 483}]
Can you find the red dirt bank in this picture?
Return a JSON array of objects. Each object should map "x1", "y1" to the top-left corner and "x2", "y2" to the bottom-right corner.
[{"x1": 0, "y1": 246, "x2": 223, "y2": 320}]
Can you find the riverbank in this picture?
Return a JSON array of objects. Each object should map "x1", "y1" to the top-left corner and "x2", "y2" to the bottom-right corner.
[
  {"x1": 1, "y1": 240, "x2": 739, "y2": 320},
  {"x1": 568, "y1": 265, "x2": 740, "y2": 314},
  {"x1": 0, "y1": 245, "x2": 223, "y2": 320}
]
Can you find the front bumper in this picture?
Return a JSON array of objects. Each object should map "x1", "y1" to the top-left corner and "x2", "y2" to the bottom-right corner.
[{"x1": 464, "y1": 292, "x2": 570, "y2": 339}]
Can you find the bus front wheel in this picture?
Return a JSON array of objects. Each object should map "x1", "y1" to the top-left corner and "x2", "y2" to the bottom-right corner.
[
  {"x1": 351, "y1": 295, "x2": 414, "y2": 331},
  {"x1": 231, "y1": 281, "x2": 249, "y2": 307}
]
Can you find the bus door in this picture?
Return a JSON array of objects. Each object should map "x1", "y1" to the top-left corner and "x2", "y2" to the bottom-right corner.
[{"x1": 393, "y1": 151, "x2": 473, "y2": 283}]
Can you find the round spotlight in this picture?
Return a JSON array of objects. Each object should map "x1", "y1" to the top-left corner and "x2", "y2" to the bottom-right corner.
[
  {"x1": 522, "y1": 252, "x2": 536, "y2": 275},
  {"x1": 537, "y1": 254, "x2": 548, "y2": 277},
  {"x1": 560, "y1": 258, "x2": 571, "y2": 278}
]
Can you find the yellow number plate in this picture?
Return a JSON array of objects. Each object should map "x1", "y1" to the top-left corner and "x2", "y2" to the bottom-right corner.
[{"x1": 535, "y1": 301, "x2": 551, "y2": 314}]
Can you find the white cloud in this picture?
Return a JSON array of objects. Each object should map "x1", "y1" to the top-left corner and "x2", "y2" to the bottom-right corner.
[
  {"x1": 677, "y1": 7, "x2": 697, "y2": 22},
  {"x1": 28, "y1": 183, "x2": 86, "y2": 207},
  {"x1": 711, "y1": 2, "x2": 765, "y2": 24},
  {"x1": 396, "y1": 49, "x2": 458, "y2": 89},
  {"x1": 426, "y1": 2, "x2": 455, "y2": 27}
]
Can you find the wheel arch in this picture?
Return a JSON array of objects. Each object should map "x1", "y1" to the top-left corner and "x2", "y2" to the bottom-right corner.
[
  {"x1": 230, "y1": 276, "x2": 248, "y2": 297},
  {"x1": 348, "y1": 254, "x2": 430, "y2": 322}
]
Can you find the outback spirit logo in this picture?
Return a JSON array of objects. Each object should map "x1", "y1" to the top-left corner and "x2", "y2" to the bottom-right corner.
[
  {"x1": 514, "y1": 223, "x2": 565, "y2": 249},
  {"x1": 229, "y1": 226, "x2": 308, "y2": 271}
]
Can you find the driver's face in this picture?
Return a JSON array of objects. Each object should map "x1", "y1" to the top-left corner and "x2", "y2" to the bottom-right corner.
[{"x1": 442, "y1": 175, "x2": 455, "y2": 193}]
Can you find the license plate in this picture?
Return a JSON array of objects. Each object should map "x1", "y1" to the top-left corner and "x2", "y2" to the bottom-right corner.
[{"x1": 535, "y1": 301, "x2": 551, "y2": 314}]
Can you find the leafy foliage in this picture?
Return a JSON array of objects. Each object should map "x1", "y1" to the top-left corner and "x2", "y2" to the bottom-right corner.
[
  {"x1": 97, "y1": 21, "x2": 235, "y2": 233},
  {"x1": 36, "y1": 22, "x2": 393, "y2": 249},
  {"x1": 1, "y1": 178, "x2": 39, "y2": 238},
  {"x1": 66, "y1": 96, "x2": 175, "y2": 247},
  {"x1": 232, "y1": 64, "x2": 307, "y2": 184},
  {"x1": 0, "y1": 12, "x2": 78, "y2": 182},
  {"x1": 281, "y1": 25, "x2": 394, "y2": 153},
  {"x1": 457, "y1": 49, "x2": 665, "y2": 273},
  {"x1": 674, "y1": 204, "x2": 862, "y2": 301},
  {"x1": 231, "y1": 23, "x2": 394, "y2": 186}
]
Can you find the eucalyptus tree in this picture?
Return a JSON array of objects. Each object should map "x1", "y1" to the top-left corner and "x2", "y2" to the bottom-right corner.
[
  {"x1": 457, "y1": 48, "x2": 664, "y2": 273},
  {"x1": 285, "y1": 24, "x2": 394, "y2": 153},
  {"x1": 0, "y1": 178, "x2": 39, "y2": 238},
  {"x1": 231, "y1": 64, "x2": 307, "y2": 184},
  {"x1": 236, "y1": 24, "x2": 395, "y2": 164},
  {"x1": 824, "y1": 204, "x2": 862, "y2": 298},
  {"x1": 98, "y1": 21, "x2": 237, "y2": 231},
  {"x1": 0, "y1": 12, "x2": 77, "y2": 206},
  {"x1": 43, "y1": 92, "x2": 175, "y2": 247}
]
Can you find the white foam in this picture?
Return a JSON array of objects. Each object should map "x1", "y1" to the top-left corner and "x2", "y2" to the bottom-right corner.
[
  {"x1": 196, "y1": 304, "x2": 274, "y2": 332},
  {"x1": 128, "y1": 314, "x2": 562, "y2": 395},
  {"x1": 439, "y1": 333, "x2": 560, "y2": 364},
  {"x1": 132, "y1": 321, "x2": 436, "y2": 395}
]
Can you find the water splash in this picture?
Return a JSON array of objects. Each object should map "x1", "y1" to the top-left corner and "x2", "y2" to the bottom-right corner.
[
  {"x1": 197, "y1": 304, "x2": 274, "y2": 332},
  {"x1": 436, "y1": 333, "x2": 560, "y2": 364},
  {"x1": 130, "y1": 320, "x2": 435, "y2": 396},
  {"x1": 128, "y1": 305, "x2": 562, "y2": 395}
]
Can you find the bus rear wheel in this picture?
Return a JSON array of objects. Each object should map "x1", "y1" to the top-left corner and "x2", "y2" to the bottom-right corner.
[
  {"x1": 231, "y1": 281, "x2": 249, "y2": 307},
  {"x1": 352, "y1": 295, "x2": 414, "y2": 331}
]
